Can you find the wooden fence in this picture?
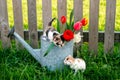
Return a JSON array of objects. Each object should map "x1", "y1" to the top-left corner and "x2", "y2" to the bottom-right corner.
[{"x1": 0, "y1": 0, "x2": 118, "y2": 54}]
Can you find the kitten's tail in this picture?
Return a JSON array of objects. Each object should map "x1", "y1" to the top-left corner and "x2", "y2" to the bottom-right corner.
[{"x1": 48, "y1": 18, "x2": 56, "y2": 26}]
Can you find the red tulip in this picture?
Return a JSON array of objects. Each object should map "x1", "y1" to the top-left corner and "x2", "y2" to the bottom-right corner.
[
  {"x1": 62, "y1": 30, "x2": 74, "y2": 41},
  {"x1": 73, "y1": 21, "x2": 82, "y2": 31},
  {"x1": 80, "y1": 18, "x2": 88, "y2": 26},
  {"x1": 60, "y1": 16, "x2": 66, "y2": 24}
]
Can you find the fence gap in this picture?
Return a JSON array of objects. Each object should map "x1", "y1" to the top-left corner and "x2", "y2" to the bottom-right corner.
[
  {"x1": 57, "y1": 0, "x2": 67, "y2": 32},
  {"x1": 74, "y1": 0, "x2": 83, "y2": 57},
  {"x1": 0, "y1": 0, "x2": 11, "y2": 48},
  {"x1": 42, "y1": 0, "x2": 52, "y2": 31},
  {"x1": 104, "y1": 0, "x2": 116, "y2": 53},
  {"x1": 12, "y1": 0, "x2": 24, "y2": 49},
  {"x1": 27, "y1": 0, "x2": 38, "y2": 48},
  {"x1": 89, "y1": 0, "x2": 99, "y2": 55}
]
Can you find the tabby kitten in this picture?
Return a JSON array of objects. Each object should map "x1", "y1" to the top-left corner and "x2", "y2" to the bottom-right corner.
[{"x1": 42, "y1": 18, "x2": 65, "y2": 47}]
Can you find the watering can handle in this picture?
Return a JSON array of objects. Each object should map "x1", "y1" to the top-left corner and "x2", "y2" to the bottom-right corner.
[{"x1": 7, "y1": 27, "x2": 15, "y2": 38}]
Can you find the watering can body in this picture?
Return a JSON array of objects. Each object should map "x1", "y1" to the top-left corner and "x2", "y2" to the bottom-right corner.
[
  {"x1": 8, "y1": 28, "x2": 73, "y2": 71},
  {"x1": 39, "y1": 36, "x2": 73, "y2": 71}
]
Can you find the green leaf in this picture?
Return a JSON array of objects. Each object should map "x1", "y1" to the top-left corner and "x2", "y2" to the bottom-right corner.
[
  {"x1": 66, "y1": 22, "x2": 70, "y2": 30},
  {"x1": 69, "y1": 9, "x2": 74, "y2": 26},
  {"x1": 44, "y1": 43, "x2": 55, "y2": 57},
  {"x1": 57, "y1": 19, "x2": 61, "y2": 33},
  {"x1": 70, "y1": 21, "x2": 74, "y2": 31}
]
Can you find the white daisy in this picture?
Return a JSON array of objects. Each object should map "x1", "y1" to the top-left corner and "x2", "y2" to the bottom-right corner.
[{"x1": 73, "y1": 32, "x2": 83, "y2": 43}]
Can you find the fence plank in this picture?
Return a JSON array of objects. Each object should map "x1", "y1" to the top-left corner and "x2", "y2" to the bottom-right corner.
[
  {"x1": 74, "y1": 0, "x2": 83, "y2": 22},
  {"x1": 0, "y1": 0, "x2": 11, "y2": 48},
  {"x1": 89, "y1": 0, "x2": 99, "y2": 55},
  {"x1": 74, "y1": 0, "x2": 83, "y2": 56},
  {"x1": 42, "y1": 0, "x2": 52, "y2": 31},
  {"x1": 12, "y1": 0, "x2": 24, "y2": 48},
  {"x1": 57, "y1": 0, "x2": 67, "y2": 32},
  {"x1": 104, "y1": 0, "x2": 116, "y2": 53},
  {"x1": 27, "y1": 0, "x2": 38, "y2": 48}
]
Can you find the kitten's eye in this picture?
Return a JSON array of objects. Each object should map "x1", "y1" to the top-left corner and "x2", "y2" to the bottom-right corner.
[
  {"x1": 56, "y1": 38, "x2": 59, "y2": 41},
  {"x1": 66, "y1": 58, "x2": 69, "y2": 60}
]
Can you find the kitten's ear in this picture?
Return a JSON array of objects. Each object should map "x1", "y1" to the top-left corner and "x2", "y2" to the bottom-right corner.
[
  {"x1": 53, "y1": 33, "x2": 58, "y2": 37},
  {"x1": 68, "y1": 55, "x2": 72, "y2": 57},
  {"x1": 48, "y1": 18, "x2": 56, "y2": 26}
]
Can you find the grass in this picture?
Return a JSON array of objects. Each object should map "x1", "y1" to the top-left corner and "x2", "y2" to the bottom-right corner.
[
  {"x1": 7, "y1": 0, "x2": 120, "y2": 31},
  {"x1": 0, "y1": 42, "x2": 120, "y2": 80}
]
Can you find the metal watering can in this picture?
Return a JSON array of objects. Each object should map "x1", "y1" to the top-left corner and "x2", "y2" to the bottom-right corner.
[{"x1": 8, "y1": 27, "x2": 73, "y2": 71}]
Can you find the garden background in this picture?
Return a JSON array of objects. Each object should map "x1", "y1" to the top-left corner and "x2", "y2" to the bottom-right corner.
[{"x1": 0, "y1": 0, "x2": 120, "y2": 80}]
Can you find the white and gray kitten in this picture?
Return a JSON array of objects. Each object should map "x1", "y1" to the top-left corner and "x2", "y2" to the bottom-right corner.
[
  {"x1": 43, "y1": 18, "x2": 65, "y2": 47},
  {"x1": 64, "y1": 55, "x2": 86, "y2": 75}
]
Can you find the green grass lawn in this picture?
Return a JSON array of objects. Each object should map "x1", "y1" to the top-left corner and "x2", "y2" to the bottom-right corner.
[
  {"x1": 0, "y1": 42, "x2": 120, "y2": 80},
  {"x1": 7, "y1": 0, "x2": 120, "y2": 31}
]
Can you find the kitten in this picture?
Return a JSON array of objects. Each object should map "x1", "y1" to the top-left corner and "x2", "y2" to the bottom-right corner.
[
  {"x1": 43, "y1": 18, "x2": 64, "y2": 47},
  {"x1": 64, "y1": 55, "x2": 86, "y2": 75}
]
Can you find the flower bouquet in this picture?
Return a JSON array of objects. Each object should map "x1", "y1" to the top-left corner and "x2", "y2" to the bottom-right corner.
[{"x1": 60, "y1": 16, "x2": 87, "y2": 43}]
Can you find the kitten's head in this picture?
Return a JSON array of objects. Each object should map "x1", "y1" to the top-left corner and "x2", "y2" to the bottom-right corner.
[
  {"x1": 64, "y1": 55, "x2": 75, "y2": 65},
  {"x1": 53, "y1": 34, "x2": 64, "y2": 47}
]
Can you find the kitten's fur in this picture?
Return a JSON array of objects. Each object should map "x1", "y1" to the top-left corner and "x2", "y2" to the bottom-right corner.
[
  {"x1": 43, "y1": 18, "x2": 64, "y2": 47},
  {"x1": 64, "y1": 55, "x2": 86, "y2": 75}
]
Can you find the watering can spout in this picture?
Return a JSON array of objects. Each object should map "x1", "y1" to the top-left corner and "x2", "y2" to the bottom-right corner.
[
  {"x1": 8, "y1": 27, "x2": 34, "y2": 51},
  {"x1": 8, "y1": 27, "x2": 41, "y2": 62}
]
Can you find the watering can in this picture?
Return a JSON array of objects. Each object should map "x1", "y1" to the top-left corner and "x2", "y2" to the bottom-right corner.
[{"x1": 8, "y1": 27, "x2": 73, "y2": 71}]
